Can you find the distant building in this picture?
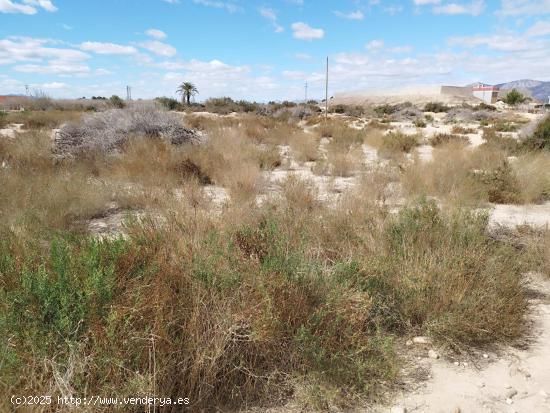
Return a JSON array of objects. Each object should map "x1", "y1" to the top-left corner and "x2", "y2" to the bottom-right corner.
[{"x1": 472, "y1": 84, "x2": 499, "y2": 104}]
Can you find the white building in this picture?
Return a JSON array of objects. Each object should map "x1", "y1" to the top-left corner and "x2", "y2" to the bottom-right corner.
[{"x1": 472, "y1": 84, "x2": 499, "y2": 104}]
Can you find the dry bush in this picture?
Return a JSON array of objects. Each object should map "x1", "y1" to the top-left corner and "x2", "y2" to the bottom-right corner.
[
  {"x1": 429, "y1": 133, "x2": 469, "y2": 147},
  {"x1": 402, "y1": 144, "x2": 508, "y2": 205},
  {"x1": 54, "y1": 105, "x2": 202, "y2": 157},
  {"x1": 379, "y1": 131, "x2": 419, "y2": 158},
  {"x1": 476, "y1": 160, "x2": 522, "y2": 204},
  {"x1": 182, "y1": 127, "x2": 265, "y2": 202},
  {"x1": 0, "y1": 130, "x2": 112, "y2": 236},
  {"x1": 482, "y1": 128, "x2": 519, "y2": 152},
  {"x1": 327, "y1": 150, "x2": 361, "y2": 177},
  {"x1": 290, "y1": 132, "x2": 320, "y2": 162},
  {"x1": 451, "y1": 125, "x2": 476, "y2": 134},
  {"x1": 513, "y1": 153, "x2": 550, "y2": 203}
]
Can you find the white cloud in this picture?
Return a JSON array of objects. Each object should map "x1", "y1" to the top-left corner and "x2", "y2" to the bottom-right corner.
[
  {"x1": 433, "y1": 0, "x2": 485, "y2": 16},
  {"x1": 40, "y1": 81, "x2": 68, "y2": 89},
  {"x1": 526, "y1": 21, "x2": 550, "y2": 37},
  {"x1": 334, "y1": 10, "x2": 364, "y2": 20},
  {"x1": 139, "y1": 40, "x2": 177, "y2": 57},
  {"x1": 24, "y1": 0, "x2": 56, "y2": 12},
  {"x1": 291, "y1": 22, "x2": 324, "y2": 41},
  {"x1": 162, "y1": 0, "x2": 180, "y2": 3},
  {"x1": 282, "y1": 70, "x2": 305, "y2": 79},
  {"x1": 498, "y1": 0, "x2": 550, "y2": 16},
  {"x1": 384, "y1": 5, "x2": 404, "y2": 14},
  {"x1": 80, "y1": 41, "x2": 137, "y2": 55},
  {"x1": 146, "y1": 29, "x2": 167, "y2": 39},
  {"x1": 0, "y1": 37, "x2": 89, "y2": 65},
  {"x1": 413, "y1": 0, "x2": 440, "y2": 4},
  {"x1": 449, "y1": 33, "x2": 547, "y2": 52},
  {"x1": 0, "y1": 0, "x2": 56, "y2": 14},
  {"x1": 388, "y1": 45, "x2": 413, "y2": 53},
  {"x1": 294, "y1": 52, "x2": 311, "y2": 60},
  {"x1": 14, "y1": 61, "x2": 90, "y2": 74},
  {"x1": 366, "y1": 39, "x2": 385, "y2": 51},
  {"x1": 0, "y1": 0, "x2": 37, "y2": 13},
  {"x1": 259, "y1": 7, "x2": 284, "y2": 33},
  {"x1": 192, "y1": 0, "x2": 241, "y2": 13}
]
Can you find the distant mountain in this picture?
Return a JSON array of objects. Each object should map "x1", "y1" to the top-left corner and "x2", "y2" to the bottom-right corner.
[{"x1": 496, "y1": 79, "x2": 550, "y2": 102}]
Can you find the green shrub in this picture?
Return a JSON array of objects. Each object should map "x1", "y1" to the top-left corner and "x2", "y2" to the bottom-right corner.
[
  {"x1": 476, "y1": 160, "x2": 522, "y2": 204},
  {"x1": 502, "y1": 89, "x2": 526, "y2": 106},
  {"x1": 155, "y1": 96, "x2": 181, "y2": 111},
  {"x1": 424, "y1": 102, "x2": 450, "y2": 113},
  {"x1": 521, "y1": 115, "x2": 550, "y2": 151},
  {"x1": 109, "y1": 95, "x2": 125, "y2": 109}
]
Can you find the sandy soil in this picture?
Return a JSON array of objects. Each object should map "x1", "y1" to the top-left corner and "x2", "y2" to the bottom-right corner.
[
  {"x1": 0, "y1": 123, "x2": 23, "y2": 138},
  {"x1": 489, "y1": 203, "x2": 550, "y2": 229}
]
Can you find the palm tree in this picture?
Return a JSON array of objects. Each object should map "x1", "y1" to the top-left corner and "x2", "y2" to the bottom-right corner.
[{"x1": 176, "y1": 82, "x2": 199, "y2": 105}]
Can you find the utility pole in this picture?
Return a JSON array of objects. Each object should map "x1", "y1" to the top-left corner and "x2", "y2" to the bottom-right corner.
[
  {"x1": 126, "y1": 85, "x2": 132, "y2": 101},
  {"x1": 304, "y1": 81, "x2": 308, "y2": 105},
  {"x1": 25, "y1": 84, "x2": 30, "y2": 96},
  {"x1": 325, "y1": 56, "x2": 329, "y2": 123}
]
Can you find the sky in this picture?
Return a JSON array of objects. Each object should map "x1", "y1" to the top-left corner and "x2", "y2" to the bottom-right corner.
[{"x1": 1, "y1": 0, "x2": 550, "y2": 101}]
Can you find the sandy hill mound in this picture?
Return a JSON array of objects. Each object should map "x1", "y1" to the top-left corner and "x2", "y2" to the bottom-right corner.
[{"x1": 332, "y1": 85, "x2": 479, "y2": 106}]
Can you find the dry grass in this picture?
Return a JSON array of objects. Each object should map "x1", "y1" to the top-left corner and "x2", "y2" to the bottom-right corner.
[
  {"x1": 513, "y1": 153, "x2": 550, "y2": 203},
  {"x1": 402, "y1": 144, "x2": 509, "y2": 205},
  {"x1": 5, "y1": 109, "x2": 83, "y2": 129},
  {"x1": 0, "y1": 108, "x2": 543, "y2": 412},
  {"x1": 290, "y1": 131, "x2": 320, "y2": 162}
]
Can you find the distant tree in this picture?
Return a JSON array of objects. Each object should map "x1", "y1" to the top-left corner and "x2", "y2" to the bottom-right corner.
[
  {"x1": 176, "y1": 82, "x2": 199, "y2": 105},
  {"x1": 503, "y1": 89, "x2": 526, "y2": 106},
  {"x1": 109, "y1": 95, "x2": 125, "y2": 108},
  {"x1": 155, "y1": 97, "x2": 181, "y2": 111}
]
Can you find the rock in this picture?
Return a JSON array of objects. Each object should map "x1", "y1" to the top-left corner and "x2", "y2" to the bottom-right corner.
[
  {"x1": 462, "y1": 362, "x2": 468, "y2": 367},
  {"x1": 451, "y1": 407, "x2": 461, "y2": 413},
  {"x1": 505, "y1": 398, "x2": 513, "y2": 405},
  {"x1": 453, "y1": 361, "x2": 460, "y2": 366},
  {"x1": 405, "y1": 340, "x2": 413, "y2": 346},
  {"x1": 483, "y1": 353, "x2": 489, "y2": 359},
  {"x1": 412, "y1": 336, "x2": 431, "y2": 345},
  {"x1": 390, "y1": 407, "x2": 407, "y2": 413},
  {"x1": 428, "y1": 349, "x2": 440, "y2": 359},
  {"x1": 504, "y1": 388, "x2": 518, "y2": 399}
]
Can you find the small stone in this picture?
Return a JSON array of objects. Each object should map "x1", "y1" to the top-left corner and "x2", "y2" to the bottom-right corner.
[
  {"x1": 405, "y1": 340, "x2": 413, "y2": 346},
  {"x1": 505, "y1": 384, "x2": 512, "y2": 389},
  {"x1": 454, "y1": 361, "x2": 460, "y2": 366},
  {"x1": 412, "y1": 336, "x2": 431, "y2": 345},
  {"x1": 428, "y1": 349, "x2": 439, "y2": 359},
  {"x1": 451, "y1": 407, "x2": 461, "y2": 413},
  {"x1": 483, "y1": 353, "x2": 489, "y2": 359},
  {"x1": 390, "y1": 406, "x2": 407, "y2": 413},
  {"x1": 505, "y1": 398, "x2": 513, "y2": 405},
  {"x1": 505, "y1": 388, "x2": 518, "y2": 399},
  {"x1": 462, "y1": 362, "x2": 468, "y2": 367},
  {"x1": 478, "y1": 382, "x2": 486, "y2": 388}
]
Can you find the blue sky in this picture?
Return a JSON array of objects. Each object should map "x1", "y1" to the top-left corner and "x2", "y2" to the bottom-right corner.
[{"x1": 1, "y1": 0, "x2": 550, "y2": 101}]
